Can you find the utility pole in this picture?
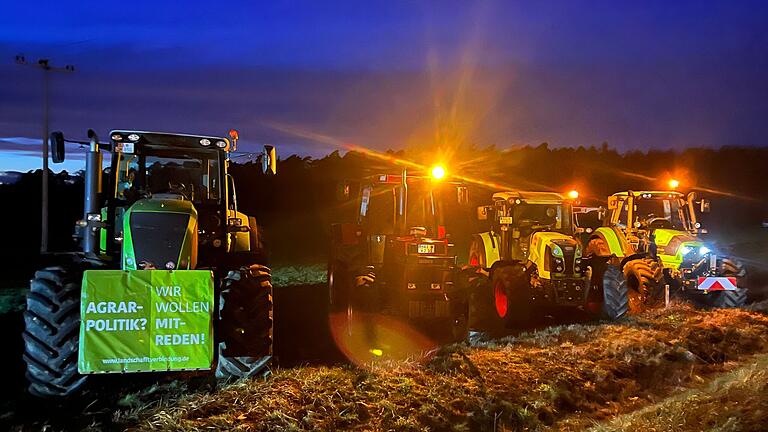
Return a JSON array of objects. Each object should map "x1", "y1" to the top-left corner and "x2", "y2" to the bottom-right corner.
[{"x1": 15, "y1": 55, "x2": 75, "y2": 253}]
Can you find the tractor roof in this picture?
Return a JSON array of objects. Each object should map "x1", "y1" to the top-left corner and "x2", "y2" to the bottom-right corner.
[
  {"x1": 492, "y1": 191, "x2": 565, "y2": 204},
  {"x1": 110, "y1": 130, "x2": 230, "y2": 152},
  {"x1": 611, "y1": 190, "x2": 684, "y2": 198}
]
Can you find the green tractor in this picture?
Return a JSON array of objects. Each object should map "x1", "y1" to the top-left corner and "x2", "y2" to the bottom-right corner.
[
  {"x1": 585, "y1": 190, "x2": 747, "y2": 312},
  {"x1": 24, "y1": 129, "x2": 277, "y2": 398},
  {"x1": 328, "y1": 167, "x2": 470, "y2": 347},
  {"x1": 466, "y1": 191, "x2": 626, "y2": 331}
]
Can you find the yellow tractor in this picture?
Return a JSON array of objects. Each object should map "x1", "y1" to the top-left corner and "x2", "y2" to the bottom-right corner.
[
  {"x1": 586, "y1": 190, "x2": 747, "y2": 311},
  {"x1": 466, "y1": 191, "x2": 626, "y2": 331}
]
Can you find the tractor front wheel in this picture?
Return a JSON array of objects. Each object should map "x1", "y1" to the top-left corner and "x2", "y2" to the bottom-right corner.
[
  {"x1": 594, "y1": 263, "x2": 629, "y2": 320},
  {"x1": 23, "y1": 265, "x2": 87, "y2": 398},
  {"x1": 216, "y1": 264, "x2": 273, "y2": 379},
  {"x1": 623, "y1": 259, "x2": 662, "y2": 314},
  {"x1": 469, "y1": 263, "x2": 529, "y2": 333}
]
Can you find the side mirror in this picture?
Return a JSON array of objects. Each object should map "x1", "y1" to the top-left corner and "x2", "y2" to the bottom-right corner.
[
  {"x1": 262, "y1": 145, "x2": 277, "y2": 175},
  {"x1": 700, "y1": 198, "x2": 711, "y2": 213},
  {"x1": 598, "y1": 206, "x2": 606, "y2": 221},
  {"x1": 50, "y1": 131, "x2": 65, "y2": 163},
  {"x1": 457, "y1": 186, "x2": 469, "y2": 206},
  {"x1": 477, "y1": 205, "x2": 492, "y2": 221}
]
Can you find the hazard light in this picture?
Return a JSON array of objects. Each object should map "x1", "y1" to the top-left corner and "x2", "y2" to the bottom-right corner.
[{"x1": 668, "y1": 179, "x2": 680, "y2": 189}]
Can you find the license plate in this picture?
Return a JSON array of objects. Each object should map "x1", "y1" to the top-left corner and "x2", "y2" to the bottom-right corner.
[
  {"x1": 499, "y1": 216, "x2": 513, "y2": 225},
  {"x1": 417, "y1": 244, "x2": 435, "y2": 254},
  {"x1": 697, "y1": 277, "x2": 738, "y2": 291}
]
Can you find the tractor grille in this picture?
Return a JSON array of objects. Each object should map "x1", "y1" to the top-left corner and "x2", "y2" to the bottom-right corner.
[
  {"x1": 130, "y1": 212, "x2": 189, "y2": 268},
  {"x1": 551, "y1": 239, "x2": 578, "y2": 275}
]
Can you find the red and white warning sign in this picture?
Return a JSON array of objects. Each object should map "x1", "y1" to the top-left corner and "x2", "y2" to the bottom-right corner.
[{"x1": 697, "y1": 277, "x2": 738, "y2": 291}]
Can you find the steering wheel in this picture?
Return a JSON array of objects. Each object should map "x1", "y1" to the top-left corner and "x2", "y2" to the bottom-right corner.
[
  {"x1": 517, "y1": 219, "x2": 554, "y2": 231},
  {"x1": 159, "y1": 181, "x2": 190, "y2": 199},
  {"x1": 646, "y1": 217, "x2": 672, "y2": 229}
]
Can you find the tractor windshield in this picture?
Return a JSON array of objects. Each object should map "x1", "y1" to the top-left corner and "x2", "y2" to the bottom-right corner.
[
  {"x1": 114, "y1": 149, "x2": 221, "y2": 204},
  {"x1": 361, "y1": 182, "x2": 445, "y2": 237},
  {"x1": 633, "y1": 197, "x2": 690, "y2": 230},
  {"x1": 512, "y1": 203, "x2": 572, "y2": 234}
]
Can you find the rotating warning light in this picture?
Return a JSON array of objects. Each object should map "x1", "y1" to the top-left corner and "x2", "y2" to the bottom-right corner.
[
  {"x1": 567, "y1": 190, "x2": 579, "y2": 200},
  {"x1": 668, "y1": 179, "x2": 680, "y2": 189},
  {"x1": 431, "y1": 165, "x2": 446, "y2": 180}
]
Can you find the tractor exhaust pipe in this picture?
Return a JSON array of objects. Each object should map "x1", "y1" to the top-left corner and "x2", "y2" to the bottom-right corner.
[
  {"x1": 398, "y1": 167, "x2": 408, "y2": 235},
  {"x1": 82, "y1": 129, "x2": 102, "y2": 256}
]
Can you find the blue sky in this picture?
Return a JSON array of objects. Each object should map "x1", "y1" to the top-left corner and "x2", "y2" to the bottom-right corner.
[{"x1": 1, "y1": 0, "x2": 767, "y2": 171}]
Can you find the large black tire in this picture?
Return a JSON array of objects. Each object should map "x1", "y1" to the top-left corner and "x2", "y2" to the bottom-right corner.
[
  {"x1": 707, "y1": 258, "x2": 748, "y2": 308},
  {"x1": 446, "y1": 269, "x2": 472, "y2": 343},
  {"x1": 596, "y1": 264, "x2": 629, "y2": 320},
  {"x1": 23, "y1": 266, "x2": 87, "y2": 398},
  {"x1": 216, "y1": 264, "x2": 273, "y2": 379},
  {"x1": 623, "y1": 259, "x2": 662, "y2": 314}
]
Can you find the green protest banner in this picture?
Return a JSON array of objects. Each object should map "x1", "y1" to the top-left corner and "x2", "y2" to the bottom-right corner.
[{"x1": 78, "y1": 270, "x2": 214, "y2": 373}]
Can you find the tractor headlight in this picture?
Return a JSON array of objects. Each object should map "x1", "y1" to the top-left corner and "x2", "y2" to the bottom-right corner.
[
  {"x1": 699, "y1": 246, "x2": 711, "y2": 255},
  {"x1": 215, "y1": 140, "x2": 227, "y2": 149},
  {"x1": 681, "y1": 246, "x2": 693, "y2": 255},
  {"x1": 200, "y1": 138, "x2": 212, "y2": 146},
  {"x1": 127, "y1": 133, "x2": 140, "y2": 142}
]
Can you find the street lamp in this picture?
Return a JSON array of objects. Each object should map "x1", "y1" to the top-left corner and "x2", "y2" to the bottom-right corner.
[{"x1": 15, "y1": 55, "x2": 75, "y2": 253}]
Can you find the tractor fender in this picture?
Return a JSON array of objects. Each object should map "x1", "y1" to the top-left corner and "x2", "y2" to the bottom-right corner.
[
  {"x1": 471, "y1": 232, "x2": 501, "y2": 268},
  {"x1": 590, "y1": 227, "x2": 631, "y2": 258},
  {"x1": 488, "y1": 259, "x2": 525, "y2": 281},
  {"x1": 227, "y1": 210, "x2": 252, "y2": 253}
]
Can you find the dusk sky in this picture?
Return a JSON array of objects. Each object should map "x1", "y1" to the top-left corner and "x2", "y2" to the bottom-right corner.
[{"x1": 1, "y1": 0, "x2": 767, "y2": 171}]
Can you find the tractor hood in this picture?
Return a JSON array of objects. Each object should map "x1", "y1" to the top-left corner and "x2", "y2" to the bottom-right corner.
[
  {"x1": 653, "y1": 228, "x2": 705, "y2": 269},
  {"x1": 528, "y1": 231, "x2": 581, "y2": 266},
  {"x1": 122, "y1": 197, "x2": 198, "y2": 270}
]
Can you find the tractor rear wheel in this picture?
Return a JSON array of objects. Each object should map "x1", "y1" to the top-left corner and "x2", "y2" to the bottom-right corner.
[
  {"x1": 216, "y1": 264, "x2": 273, "y2": 379},
  {"x1": 623, "y1": 259, "x2": 662, "y2": 314},
  {"x1": 23, "y1": 265, "x2": 87, "y2": 398},
  {"x1": 708, "y1": 258, "x2": 747, "y2": 308}
]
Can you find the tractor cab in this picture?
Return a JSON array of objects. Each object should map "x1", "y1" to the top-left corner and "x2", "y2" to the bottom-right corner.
[
  {"x1": 478, "y1": 191, "x2": 575, "y2": 263},
  {"x1": 101, "y1": 131, "x2": 233, "y2": 269}
]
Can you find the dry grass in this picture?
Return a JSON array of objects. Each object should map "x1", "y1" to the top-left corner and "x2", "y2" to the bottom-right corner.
[
  {"x1": 121, "y1": 304, "x2": 768, "y2": 431},
  {"x1": 588, "y1": 353, "x2": 768, "y2": 432}
]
